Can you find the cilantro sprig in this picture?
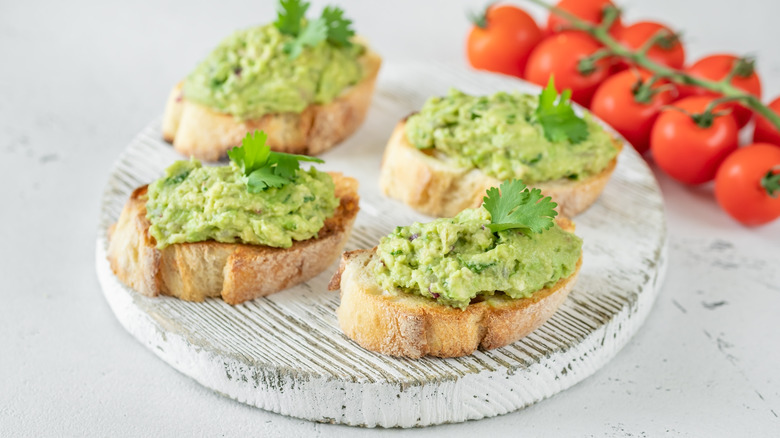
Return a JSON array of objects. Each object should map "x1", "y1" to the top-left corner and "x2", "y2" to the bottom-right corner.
[
  {"x1": 228, "y1": 130, "x2": 324, "y2": 193},
  {"x1": 274, "y1": 0, "x2": 309, "y2": 36},
  {"x1": 321, "y1": 6, "x2": 355, "y2": 46},
  {"x1": 275, "y1": 0, "x2": 355, "y2": 58},
  {"x1": 533, "y1": 77, "x2": 589, "y2": 144},
  {"x1": 482, "y1": 180, "x2": 558, "y2": 234},
  {"x1": 284, "y1": 17, "x2": 328, "y2": 58}
]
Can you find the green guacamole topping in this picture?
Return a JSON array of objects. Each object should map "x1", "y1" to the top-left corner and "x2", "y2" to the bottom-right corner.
[
  {"x1": 182, "y1": 23, "x2": 364, "y2": 119},
  {"x1": 371, "y1": 207, "x2": 582, "y2": 309},
  {"x1": 146, "y1": 159, "x2": 339, "y2": 249},
  {"x1": 405, "y1": 89, "x2": 619, "y2": 183}
]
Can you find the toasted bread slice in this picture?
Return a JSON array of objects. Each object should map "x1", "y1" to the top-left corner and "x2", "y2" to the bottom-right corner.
[
  {"x1": 328, "y1": 218, "x2": 581, "y2": 358},
  {"x1": 107, "y1": 173, "x2": 359, "y2": 305},
  {"x1": 379, "y1": 120, "x2": 622, "y2": 218},
  {"x1": 162, "y1": 47, "x2": 382, "y2": 161}
]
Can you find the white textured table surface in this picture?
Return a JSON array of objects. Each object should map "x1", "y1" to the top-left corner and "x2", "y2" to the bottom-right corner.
[{"x1": 1, "y1": 0, "x2": 778, "y2": 436}]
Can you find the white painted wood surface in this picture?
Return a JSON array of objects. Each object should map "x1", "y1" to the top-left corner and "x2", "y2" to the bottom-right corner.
[{"x1": 95, "y1": 64, "x2": 667, "y2": 427}]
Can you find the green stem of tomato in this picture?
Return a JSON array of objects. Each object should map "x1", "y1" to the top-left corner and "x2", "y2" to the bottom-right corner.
[
  {"x1": 636, "y1": 29, "x2": 671, "y2": 56},
  {"x1": 762, "y1": 167, "x2": 780, "y2": 198},
  {"x1": 468, "y1": 1, "x2": 494, "y2": 29},
  {"x1": 577, "y1": 48, "x2": 612, "y2": 75},
  {"x1": 598, "y1": 5, "x2": 620, "y2": 32},
  {"x1": 724, "y1": 56, "x2": 756, "y2": 83},
  {"x1": 525, "y1": 0, "x2": 780, "y2": 133},
  {"x1": 631, "y1": 74, "x2": 662, "y2": 104}
]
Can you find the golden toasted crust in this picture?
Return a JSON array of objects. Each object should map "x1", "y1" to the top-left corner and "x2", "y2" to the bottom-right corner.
[
  {"x1": 107, "y1": 173, "x2": 359, "y2": 305},
  {"x1": 107, "y1": 186, "x2": 162, "y2": 297},
  {"x1": 378, "y1": 120, "x2": 622, "y2": 218},
  {"x1": 328, "y1": 218, "x2": 581, "y2": 358},
  {"x1": 162, "y1": 47, "x2": 382, "y2": 161}
]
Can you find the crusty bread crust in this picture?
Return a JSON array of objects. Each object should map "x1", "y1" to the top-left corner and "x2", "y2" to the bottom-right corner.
[
  {"x1": 328, "y1": 218, "x2": 582, "y2": 358},
  {"x1": 107, "y1": 173, "x2": 359, "y2": 305},
  {"x1": 162, "y1": 47, "x2": 382, "y2": 161},
  {"x1": 379, "y1": 120, "x2": 622, "y2": 218}
]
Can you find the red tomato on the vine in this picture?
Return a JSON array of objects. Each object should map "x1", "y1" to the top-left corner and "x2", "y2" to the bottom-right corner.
[
  {"x1": 466, "y1": 4, "x2": 543, "y2": 77},
  {"x1": 524, "y1": 31, "x2": 611, "y2": 107},
  {"x1": 679, "y1": 54, "x2": 762, "y2": 128},
  {"x1": 752, "y1": 96, "x2": 780, "y2": 146},
  {"x1": 715, "y1": 143, "x2": 780, "y2": 226},
  {"x1": 616, "y1": 21, "x2": 685, "y2": 70},
  {"x1": 591, "y1": 70, "x2": 675, "y2": 154},
  {"x1": 650, "y1": 96, "x2": 738, "y2": 185},
  {"x1": 547, "y1": 0, "x2": 622, "y2": 36}
]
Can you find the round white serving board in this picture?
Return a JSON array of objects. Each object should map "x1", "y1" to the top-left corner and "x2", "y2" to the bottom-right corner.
[{"x1": 96, "y1": 63, "x2": 667, "y2": 428}]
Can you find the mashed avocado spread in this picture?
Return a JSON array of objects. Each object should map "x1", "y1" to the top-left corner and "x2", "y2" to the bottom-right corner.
[
  {"x1": 145, "y1": 159, "x2": 338, "y2": 249},
  {"x1": 405, "y1": 89, "x2": 619, "y2": 182},
  {"x1": 371, "y1": 207, "x2": 582, "y2": 309},
  {"x1": 182, "y1": 23, "x2": 365, "y2": 119}
]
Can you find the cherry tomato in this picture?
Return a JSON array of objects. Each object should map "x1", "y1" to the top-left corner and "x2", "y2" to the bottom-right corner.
[
  {"x1": 591, "y1": 70, "x2": 675, "y2": 154},
  {"x1": 679, "y1": 54, "x2": 762, "y2": 128},
  {"x1": 524, "y1": 31, "x2": 611, "y2": 107},
  {"x1": 616, "y1": 21, "x2": 685, "y2": 70},
  {"x1": 752, "y1": 96, "x2": 780, "y2": 146},
  {"x1": 650, "y1": 96, "x2": 738, "y2": 184},
  {"x1": 466, "y1": 4, "x2": 543, "y2": 77},
  {"x1": 547, "y1": 0, "x2": 622, "y2": 36},
  {"x1": 715, "y1": 143, "x2": 780, "y2": 226}
]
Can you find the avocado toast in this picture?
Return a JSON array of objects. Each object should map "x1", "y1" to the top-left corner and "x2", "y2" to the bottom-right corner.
[
  {"x1": 162, "y1": 0, "x2": 381, "y2": 161},
  {"x1": 108, "y1": 131, "x2": 359, "y2": 305},
  {"x1": 379, "y1": 81, "x2": 622, "y2": 218},
  {"x1": 329, "y1": 180, "x2": 582, "y2": 358}
]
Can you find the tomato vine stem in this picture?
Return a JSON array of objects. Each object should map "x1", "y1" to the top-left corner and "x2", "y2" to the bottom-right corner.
[
  {"x1": 630, "y1": 74, "x2": 669, "y2": 105},
  {"x1": 762, "y1": 167, "x2": 780, "y2": 198},
  {"x1": 525, "y1": 0, "x2": 780, "y2": 132},
  {"x1": 467, "y1": 2, "x2": 494, "y2": 29},
  {"x1": 635, "y1": 29, "x2": 671, "y2": 56}
]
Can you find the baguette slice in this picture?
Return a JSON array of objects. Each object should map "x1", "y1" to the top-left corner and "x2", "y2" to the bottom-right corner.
[
  {"x1": 379, "y1": 120, "x2": 622, "y2": 218},
  {"x1": 107, "y1": 173, "x2": 359, "y2": 305},
  {"x1": 162, "y1": 47, "x2": 382, "y2": 162},
  {"x1": 328, "y1": 218, "x2": 581, "y2": 359}
]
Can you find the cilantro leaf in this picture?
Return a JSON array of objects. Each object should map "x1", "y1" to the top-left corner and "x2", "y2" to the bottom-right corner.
[
  {"x1": 247, "y1": 167, "x2": 290, "y2": 192},
  {"x1": 269, "y1": 154, "x2": 305, "y2": 180},
  {"x1": 276, "y1": 1, "x2": 356, "y2": 58},
  {"x1": 284, "y1": 16, "x2": 328, "y2": 58},
  {"x1": 276, "y1": 152, "x2": 325, "y2": 164},
  {"x1": 268, "y1": 152, "x2": 324, "y2": 182},
  {"x1": 482, "y1": 180, "x2": 558, "y2": 234},
  {"x1": 227, "y1": 130, "x2": 325, "y2": 193},
  {"x1": 321, "y1": 6, "x2": 354, "y2": 46},
  {"x1": 274, "y1": 0, "x2": 310, "y2": 36},
  {"x1": 534, "y1": 77, "x2": 589, "y2": 144},
  {"x1": 227, "y1": 131, "x2": 270, "y2": 175}
]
